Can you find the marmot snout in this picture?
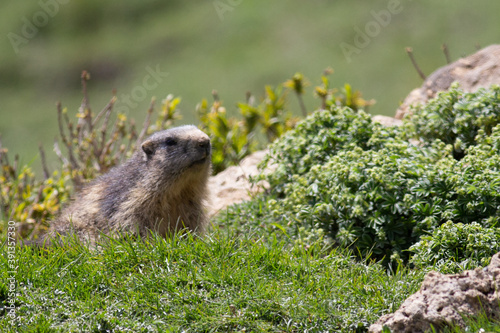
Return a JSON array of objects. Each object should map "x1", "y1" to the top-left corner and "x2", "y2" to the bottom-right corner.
[{"x1": 47, "y1": 125, "x2": 212, "y2": 243}]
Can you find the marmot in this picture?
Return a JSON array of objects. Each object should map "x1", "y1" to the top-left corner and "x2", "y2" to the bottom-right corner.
[{"x1": 47, "y1": 125, "x2": 211, "y2": 244}]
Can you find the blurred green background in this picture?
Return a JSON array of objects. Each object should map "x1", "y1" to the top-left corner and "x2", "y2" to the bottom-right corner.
[{"x1": 1, "y1": 0, "x2": 499, "y2": 169}]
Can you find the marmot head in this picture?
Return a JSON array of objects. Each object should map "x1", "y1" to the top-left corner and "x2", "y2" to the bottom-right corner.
[{"x1": 140, "y1": 125, "x2": 211, "y2": 188}]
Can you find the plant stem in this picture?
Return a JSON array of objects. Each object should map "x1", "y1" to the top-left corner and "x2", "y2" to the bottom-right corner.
[
  {"x1": 297, "y1": 93, "x2": 307, "y2": 117},
  {"x1": 406, "y1": 47, "x2": 426, "y2": 80}
]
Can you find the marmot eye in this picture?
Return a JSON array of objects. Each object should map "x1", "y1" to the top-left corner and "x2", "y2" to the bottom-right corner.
[{"x1": 165, "y1": 138, "x2": 177, "y2": 146}]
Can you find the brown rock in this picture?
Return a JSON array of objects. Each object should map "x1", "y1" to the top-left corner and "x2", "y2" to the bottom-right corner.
[
  {"x1": 395, "y1": 44, "x2": 500, "y2": 119},
  {"x1": 369, "y1": 252, "x2": 500, "y2": 333},
  {"x1": 208, "y1": 150, "x2": 273, "y2": 216}
]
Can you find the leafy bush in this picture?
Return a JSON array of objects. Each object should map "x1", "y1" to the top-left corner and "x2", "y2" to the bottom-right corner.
[
  {"x1": 312, "y1": 68, "x2": 375, "y2": 112},
  {"x1": 404, "y1": 84, "x2": 500, "y2": 159},
  {"x1": 0, "y1": 150, "x2": 71, "y2": 237},
  {"x1": 262, "y1": 107, "x2": 451, "y2": 263},
  {"x1": 259, "y1": 87, "x2": 500, "y2": 265},
  {"x1": 197, "y1": 87, "x2": 298, "y2": 174},
  {"x1": 262, "y1": 107, "x2": 397, "y2": 197},
  {"x1": 410, "y1": 221, "x2": 500, "y2": 273}
]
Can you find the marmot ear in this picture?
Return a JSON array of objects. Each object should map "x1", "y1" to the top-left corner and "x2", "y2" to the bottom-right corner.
[{"x1": 141, "y1": 140, "x2": 155, "y2": 156}]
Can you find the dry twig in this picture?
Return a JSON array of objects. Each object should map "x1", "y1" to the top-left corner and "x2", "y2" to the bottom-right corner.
[
  {"x1": 38, "y1": 144, "x2": 50, "y2": 180},
  {"x1": 406, "y1": 47, "x2": 427, "y2": 80},
  {"x1": 442, "y1": 43, "x2": 451, "y2": 64}
]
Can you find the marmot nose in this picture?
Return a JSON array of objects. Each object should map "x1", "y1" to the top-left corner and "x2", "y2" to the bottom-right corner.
[{"x1": 198, "y1": 139, "x2": 211, "y2": 156}]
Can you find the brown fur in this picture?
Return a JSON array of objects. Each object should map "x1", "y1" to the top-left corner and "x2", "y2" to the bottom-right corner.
[{"x1": 47, "y1": 125, "x2": 211, "y2": 243}]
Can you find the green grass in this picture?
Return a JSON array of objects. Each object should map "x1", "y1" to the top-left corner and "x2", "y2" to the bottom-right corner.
[
  {"x1": 3, "y1": 214, "x2": 500, "y2": 332},
  {"x1": 2, "y1": 195, "x2": 500, "y2": 332},
  {"x1": 2, "y1": 229, "x2": 424, "y2": 332},
  {"x1": 442, "y1": 315, "x2": 500, "y2": 333}
]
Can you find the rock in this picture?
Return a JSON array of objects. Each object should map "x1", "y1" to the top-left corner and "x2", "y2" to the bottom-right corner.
[
  {"x1": 395, "y1": 44, "x2": 500, "y2": 119},
  {"x1": 372, "y1": 115, "x2": 403, "y2": 127},
  {"x1": 208, "y1": 150, "x2": 273, "y2": 217},
  {"x1": 368, "y1": 252, "x2": 500, "y2": 333}
]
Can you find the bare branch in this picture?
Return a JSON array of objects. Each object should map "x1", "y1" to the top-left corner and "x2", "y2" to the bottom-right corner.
[
  {"x1": 137, "y1": 98, "x2": 155, "y2": 147},
  {"x1": 441, "y1": 43, "x2": 451, "y2": 64},
  {"x1": 38, "y1": 144, "x2": 50, "y2": 180},
  {"x1": 57, "y1": 138, "x2": 83, "y2": 189},
  {"x1": 245, "y1": 91, "x2": 252, "y2": 104},
  {"x1": 53, "y1": 139, "x2": 69, "y2": 171},
  {"x1": 212, "y1": 90, "x2": 219, "y2": 102},
  {"x1": 77, "y1": 70, "x2": 92, "y2": 144},
  {"x1": 57, "y1": 102, "x2": 68, "y2": 146},
  {"x1": 125, "y1": 123, "x2": 138, "y2": 161},
  {"x1": 99, "y1": 97, "x2": 116, "y2": 155},
  {"x1": 406, "y1": 47, "x2": 427, "y2": 80},
  {"x1": 57, "y1": 101, "x2": 80, "y2": 170},
  {"x1": 13, "y1": 154, "x2": 19, "y2": 178},
  {"x1": 0, "y1": 135, "x2": 13, "y2": 180},
  {"x1": 93, "y1": 96, "x2": 116, "y2": 127},
  {"x1": 92, "y1": 97, "x2": 116, "y2": 161}
]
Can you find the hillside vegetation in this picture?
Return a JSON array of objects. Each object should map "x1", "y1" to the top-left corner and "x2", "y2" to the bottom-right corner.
[
  {"x1": 3, "y1": 80, "x2": 500, "y2": 331},
  {"x1": 3, "y1": 2, "x2": 500, "y2": 330},
  {"x1": 249, "y1": 85, "x2": 500, "y2": 266}
]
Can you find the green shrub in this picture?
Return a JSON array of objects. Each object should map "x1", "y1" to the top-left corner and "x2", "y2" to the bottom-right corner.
[
  {"x1": 262, "y1": 107, "x2": 395, "y2": 197},
  {"x1": 0, "y1": 157, "x2": 71, "y2": 237},
  {"x1": 259, "y1": 89, "x2": 500, "y2": 264},
  {"x1": 404, "y1": 84, "x2": 500, "y2": 159},
  {"x1": 197, "y1": 86, "x2": 298, "y2": 174},
  {"x1": 262, "y1": 108, "x2": 452, "y2": 263},
  {"x1": 313, "y1": 68, "x2": 375, "y2": 113},
  {"x1": 410, "y1": 221, "x2": 500, "y2": 273}
]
